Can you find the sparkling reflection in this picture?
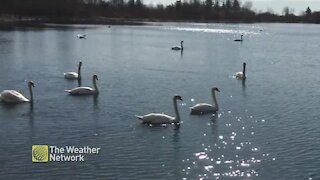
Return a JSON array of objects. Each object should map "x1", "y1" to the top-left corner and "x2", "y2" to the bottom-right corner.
[{"x1": 181, "y1": 110, "x2": 275, "y2": 179}]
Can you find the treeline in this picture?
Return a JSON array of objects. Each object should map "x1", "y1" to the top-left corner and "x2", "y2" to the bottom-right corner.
[
  {"x1": 0, "y1": 0, "x2": 320, "y2": 24},
  {"x1": 0, "y1": 0, "x2": 98, "y2": 17}
]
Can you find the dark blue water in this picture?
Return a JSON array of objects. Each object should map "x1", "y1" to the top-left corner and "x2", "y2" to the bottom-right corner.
[{"x1": 0, "y1": 23, "x2": 320, "y2": 179}]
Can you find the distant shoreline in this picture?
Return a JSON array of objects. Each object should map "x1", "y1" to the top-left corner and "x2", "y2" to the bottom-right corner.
[
  {"x1": 0, "y1": 16, "x2": 148, "y2": 27},
  {"x1": 0, "y1": 15, "x2": 315, "y2": 28}
]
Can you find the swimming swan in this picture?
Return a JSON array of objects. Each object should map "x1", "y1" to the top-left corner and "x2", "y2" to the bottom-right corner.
[
  {"x1": 234, "y1": 34, "x2": 243, "y2": 42},
  {"x1": 190, "y1": 87, "x2": 220, "y2": 115},
  {"x1": 172, "y1": 41, "x2": 184, "y2": 50},
  {"x1": 136, "y1": 95, "x2": 183, "y2": 124},
  {"x1": 235, "y1": 62, "x2": 246, "y2": 79},
  {"x1": 0, "y1": 81, "x2": 35, "y2": 104},
  {"x1": 77, "y1": 34, "x2": 86, "y2": 39},
  {"x1": 64, "y1": 61, "x2": 82, "y2": 80},
  {"x1": 65, "y1": 75, "x2": 99, "y2": 95}
]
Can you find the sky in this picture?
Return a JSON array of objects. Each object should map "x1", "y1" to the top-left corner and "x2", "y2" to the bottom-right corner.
[{"x1": 143, "y1": 0, "x2": 320, "y2": 15}]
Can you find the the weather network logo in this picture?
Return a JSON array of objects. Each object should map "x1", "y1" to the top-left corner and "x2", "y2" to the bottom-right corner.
[
  {"x1": 32, "y1": 145, "x2": 49, "y2": 163},
  {"x1": 32, "y1": 144, "x2": 101, "y2": 163}
]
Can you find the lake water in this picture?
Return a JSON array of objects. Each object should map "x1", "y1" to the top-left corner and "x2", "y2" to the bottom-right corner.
[{"x1": 0, "y1": 23, "x2": 320, "y2": 179}]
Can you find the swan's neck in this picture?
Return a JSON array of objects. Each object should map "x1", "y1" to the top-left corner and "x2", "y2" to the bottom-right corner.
[
  {"x1": 28, "y1": 84, "x2": 33, "y2": 104},
  {"x1": 241, "y1": 36, "x2": 243, "y2": 41},
  {"x1": 243, "y1": 63, "x2": 246, "y2": 78},
  {"x1": 77, "y1": 78, "x2": 82, "y2": 87},
  {"x1": 173, "y1": 98, "x2": 180, "y2": 123},
  {"x1": 212, "y1": 90, "x2": 219, "y2": 111},
  {"x1": 93, "y1": 77, "x2": 99, "y2": 93},
  {"x1": 181, "y1": 42, "x2": 183, "y2": 50},
  {"x1": 78, "y1": 64, "x2": 82, "y2": 79}
]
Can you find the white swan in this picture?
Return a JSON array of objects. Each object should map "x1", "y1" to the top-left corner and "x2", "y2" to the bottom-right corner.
[
  {"x1": 65, "y1": 75, "x2": 99, "y2": 95},
  {"x1": 64, "y1": 61, "x2": 82, "y2": 80},
  {"x1": 77, "y1": 34, "x2": 86, "y2": 39},
  {"x1": 172, "y1": 41, "x2": 184, "y2": 50},
  {"x1": 234, "y1": 34, "x2": 243, "y2": 42},
  {"x1": 0, "y1": 81, "x2": 35, "y2": 104},
  {"x1": 235, "y1": 62, "x2": 246, "y2": 79},
  {"x1": 136, "y1": 95, "x2": 183, "y2": 124},
  {"x1": 190, "y1": 87, "x2": 220, "y2": 115}
]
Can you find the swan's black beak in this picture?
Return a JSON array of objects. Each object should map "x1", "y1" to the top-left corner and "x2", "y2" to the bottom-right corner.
[
  {"x1": 29, "y1": 81, "x2": 35, "y2": 87},
  {"x1": 175, "y1": 95, "x2": 183, "y2": 101}
]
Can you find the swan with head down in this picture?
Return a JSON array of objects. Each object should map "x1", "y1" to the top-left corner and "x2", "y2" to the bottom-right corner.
[
  {"x1": 65, "y1": 75, "x2": 99, "y2": 95},
  {"x1": 77, "y1": 34, "x2": 86, "y2": 39},
  {"x1": 0, "y1": 81, "x2": 35, "y2": 104},
  {"x1": 190, "y1": 87, "x2": 220, "y2": 115},
  {"x1": 136, "y1": 95, "x2": 183, "y2": 125}
]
